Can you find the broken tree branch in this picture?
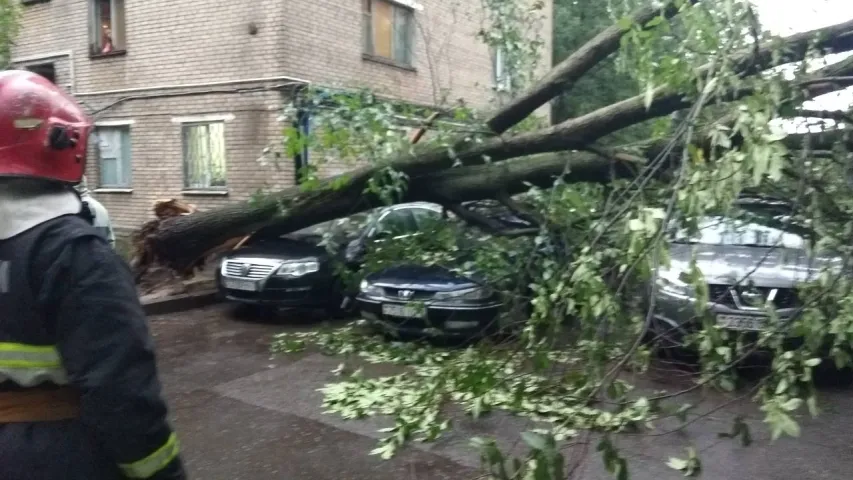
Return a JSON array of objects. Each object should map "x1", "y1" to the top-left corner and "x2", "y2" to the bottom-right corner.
[
  {"x1": 441, "y1": 201, "x2": 539, "y2": 237},
  {"x1": 487, "y1": 0, "x2": 700, "y2": 133},
  {"x1": 496, "y1": 191, "x2": 543, "y2": 226}
]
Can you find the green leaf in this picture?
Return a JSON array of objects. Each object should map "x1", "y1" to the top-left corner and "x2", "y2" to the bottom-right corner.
[
  {"x1": 807, "y1": 395, "x2": 820, "y2": 416},
  {"x1": 645, "y1": 15, "x2": 664, "y2": 27},
  {"x1": 804, "y1": 358, "x2": 822, "y2": 367},
  {"x1": 643, "y1": 83, "x2": 656, "y2": 111},
  {"x1": 781, "y1": 398, "x2": 803, "y2": 412},
  {"x1": 667, "y1": 457, "x2": 688, "y2": 471},
  {"x1": 617, "y1": 16, "x2": 634, "y2": 31},
  {"x1": 675, "y1": 403, "x2": 693, "y2": 423},
  {"x1": 521, "y1": 431, "x2": 548, "y2": 451},
  {"x1": 628, "y1": 218, "x2": 644, "y2": 231}
]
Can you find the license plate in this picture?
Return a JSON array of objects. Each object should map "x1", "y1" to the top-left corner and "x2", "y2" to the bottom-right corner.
[
  {"x1": 716, "y1": 314, "x2": 767, "y2": 331},
  {"x1": 223, "y1": 277, "x2": 259, "y2": 291},
  {"x1": 445, "y1": 320, "x2": 479, "y2": 330},
  {"x1": 382, "y1": 303, "x2": 425, "y2": 319}
]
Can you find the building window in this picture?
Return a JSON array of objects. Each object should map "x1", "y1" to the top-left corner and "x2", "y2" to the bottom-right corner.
[
  {"x1": 182, "y1": 122, "x2": 227, "y2": 190},
  {"x1": 90, "y1": 0, "x2": 126, "y2": 55},
  {"x1": 493, "y1": 47, "x2": 511, "y2": 91},
  {"x1": 26, "y1": 63, "x2": 56, "y2": 84},
  {"x1": 363, "y1": 0, "x2": 414, "y2": 66},
  {"x1": 94, "y1": 125, "x2": 132, "y2": 188}
]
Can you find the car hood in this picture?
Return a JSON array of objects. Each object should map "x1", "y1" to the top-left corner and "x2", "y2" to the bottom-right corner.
[
  {"x1": 224, "y1": 234, "x2": 328, "y2": 262},
  {"x1": 365, "y1": 264, "x2": 481, "y2": 292},
  {"x1": 665, "y1": 243, "x2": 844, "y2": 287}
]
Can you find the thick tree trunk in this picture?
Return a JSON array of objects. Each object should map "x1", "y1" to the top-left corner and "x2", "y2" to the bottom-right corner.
[
  {"x1": 138, "y1": 17, "x2": 853, "y2": 273},
  {"x1": 142, "y1": 151, "x2": 625, "y2": 271}
]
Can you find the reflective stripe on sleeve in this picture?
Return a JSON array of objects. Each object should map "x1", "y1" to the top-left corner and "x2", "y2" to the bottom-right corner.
[
  {"x1": 0, "y1": 342, "x2": 68, "y2": 386},
  {"x1": 118, "y1": 432, "x2": 181, "y2": 479}
]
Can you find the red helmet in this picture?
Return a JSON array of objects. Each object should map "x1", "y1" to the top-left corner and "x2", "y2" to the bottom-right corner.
[{"x1": 0, "y1": 70, "x2": 92, "y2": 184}]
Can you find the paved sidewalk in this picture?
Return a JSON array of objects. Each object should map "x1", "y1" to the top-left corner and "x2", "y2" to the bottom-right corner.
[{"x1": 150, "y1": 304, "x2": 853, "y2": 480}]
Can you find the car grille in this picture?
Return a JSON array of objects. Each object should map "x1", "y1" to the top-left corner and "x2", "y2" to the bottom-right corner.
[
  {"x1": 707, "y1": 284, "x2": 800, "y2": 309},
  {"x1": 772, "y1": 288, "x2": 800, "y2": 309},
  {"x1": 708, "y1": 284, "x2": 736, "y2": 307},
  {"x1": 381, "y1": 287, "x2": 435, "y2": 300},
  {"x1": 223, "y1": 260, "x2": 277, "y2": 279}
]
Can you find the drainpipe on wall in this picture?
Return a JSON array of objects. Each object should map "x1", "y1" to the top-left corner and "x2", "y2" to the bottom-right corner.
[{"x1": 293, "y1": 109, "x2": 310, "y2": 185}]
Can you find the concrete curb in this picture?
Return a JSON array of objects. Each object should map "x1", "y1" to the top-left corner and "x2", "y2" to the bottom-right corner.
[{"x1": 142, "y1": 290, "x2": 222, "y2": 316}]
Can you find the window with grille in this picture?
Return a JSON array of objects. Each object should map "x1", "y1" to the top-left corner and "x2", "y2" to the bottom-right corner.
[
  {"x1": 182, "y1": 122, "x2": 227, "y2": 190},
  {"x1": 363, "y1": 0, "x2": 414, "y2": 66},
  {"x1": 94, "y1": 126, "x2": 132, "y2": 188}
]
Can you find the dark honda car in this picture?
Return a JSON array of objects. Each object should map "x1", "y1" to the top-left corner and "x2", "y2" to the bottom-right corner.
[
  {"x1": 216, "y1": 202, "x2": 445, "y2": 314},
  {"x1": 356, "y1": 264, "x2": 507, "y2": 339},
  {"x1": 355, "y1": 201, "x2": 539, "y2": 339}
]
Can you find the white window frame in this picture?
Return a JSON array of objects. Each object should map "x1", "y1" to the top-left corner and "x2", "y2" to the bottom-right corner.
[
  {"x1": 180, "y1": 120, "x2": 229, "y2": 192},
  {"x1": 493, "y1": 46, "x2": 512, "y2": 92},
  {"x1": 92, "y1": 121, "x2": 133, "y2": 189}
]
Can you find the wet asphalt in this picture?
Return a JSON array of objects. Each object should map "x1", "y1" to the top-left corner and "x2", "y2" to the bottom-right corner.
[{"x1": 150, "y1": 304, "x2": 853, "y2": 480}]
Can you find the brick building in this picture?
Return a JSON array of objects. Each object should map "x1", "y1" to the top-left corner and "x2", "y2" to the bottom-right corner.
[{"x1": 11, "y1": 0, "x2": 551, "y2": 230}]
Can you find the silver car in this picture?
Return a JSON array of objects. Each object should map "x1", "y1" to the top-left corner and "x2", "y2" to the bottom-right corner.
[{"x1": 650, "y1": 199, "x2": 842, "y2": 347}]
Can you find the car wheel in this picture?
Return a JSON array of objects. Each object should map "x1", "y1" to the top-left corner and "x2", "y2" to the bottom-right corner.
[
  {"x1": 325, "y1": 294, "x2": 356, "y2": 320},
  {"x1": 814, "y1": 361, "x2": 853, "y2": 388},
  {"x1": 645, "y1": 317, "x2": 700, "y2": 367}
]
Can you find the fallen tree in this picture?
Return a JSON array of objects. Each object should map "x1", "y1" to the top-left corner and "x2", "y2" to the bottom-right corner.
[
  {"x1": 131, "y1": 1, "x2": 853, "y2": 476},
  {"x1": 134, "y1": 3, "x2": 853, "y2": 275}
]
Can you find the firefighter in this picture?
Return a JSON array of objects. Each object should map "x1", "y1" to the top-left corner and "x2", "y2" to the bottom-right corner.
[{"x1": 0, "y1": 70, "x2": 187, "y2": 479}]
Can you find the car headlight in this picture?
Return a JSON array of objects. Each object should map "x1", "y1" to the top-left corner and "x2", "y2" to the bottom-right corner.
[
  {"x1": 276, "y1": 259, "x2": 320, "y2": 277},
  {"x1": 433, "y1": 286, "x2": 494, "y2": 302},
  {"x1": 359, "y1": 279, "x2": 384, "y2": 297},
  {"x1": 655, "y1": 270, "x2": 694, "y2": 297}
]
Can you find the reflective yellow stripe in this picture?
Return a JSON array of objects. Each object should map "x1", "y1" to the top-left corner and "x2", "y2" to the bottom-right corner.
[
  {"x1": 119, "y1": 433, "x2": 180, "y2": 479},
  {"x1": 0, "y1": 343, "x2": 68, "y2": 386}
]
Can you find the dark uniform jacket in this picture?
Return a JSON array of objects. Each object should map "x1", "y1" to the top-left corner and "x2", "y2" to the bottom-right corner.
[{"x1": 0, "y1": 214, "x2": 187, "y2": 480}]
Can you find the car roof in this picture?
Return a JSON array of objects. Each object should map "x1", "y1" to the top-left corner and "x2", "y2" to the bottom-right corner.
[{"x1": 380, "y1": 201, "x2": 443, "y2": 212}]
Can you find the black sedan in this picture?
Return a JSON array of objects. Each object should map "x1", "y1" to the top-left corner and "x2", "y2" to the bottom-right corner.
[
  {"x1": 356, "y1": 264, "x2": 506, "y2": 339},
  {"x1": 217, "y1": 234, "x2": 344, "y2": 315},
  {"x1": 216, "y1": 202, "x2": 445, "y2": 314}
]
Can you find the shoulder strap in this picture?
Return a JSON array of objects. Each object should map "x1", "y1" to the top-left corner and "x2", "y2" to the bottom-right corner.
[{"x1": 79, "y1": 200, "x2": 96, "y2": 225}]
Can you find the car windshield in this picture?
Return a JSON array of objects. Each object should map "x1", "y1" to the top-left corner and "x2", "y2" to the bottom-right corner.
[
  {"x1": 669, "y1": 203, "x2": 811, "y2": 249},
  {"x1": 287, "y1": 211, "x2": 373, "y2": 237}
]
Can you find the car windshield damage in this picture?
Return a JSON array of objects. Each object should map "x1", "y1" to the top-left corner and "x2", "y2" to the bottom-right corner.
[{"x1": 668, "y1": 203, "x2": 814, "y2": 249}]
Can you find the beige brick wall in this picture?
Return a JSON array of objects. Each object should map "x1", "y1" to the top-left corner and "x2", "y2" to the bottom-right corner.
[
  {"x1": 12, "y1": 0, "x2": 552, "y2": 229},
  {"x1": 80, "y1": 89, "x2": 290, "y2": 229}
]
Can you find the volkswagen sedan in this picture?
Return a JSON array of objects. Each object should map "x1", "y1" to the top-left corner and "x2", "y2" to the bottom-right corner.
[{"x1": 216, "y1": 202, "x2": 446, "y2": 315}]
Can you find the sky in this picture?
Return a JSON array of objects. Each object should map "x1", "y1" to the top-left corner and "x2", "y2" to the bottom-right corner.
[{"x1": 750, "y1": 0, "x2": 853, "y2": 132}]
